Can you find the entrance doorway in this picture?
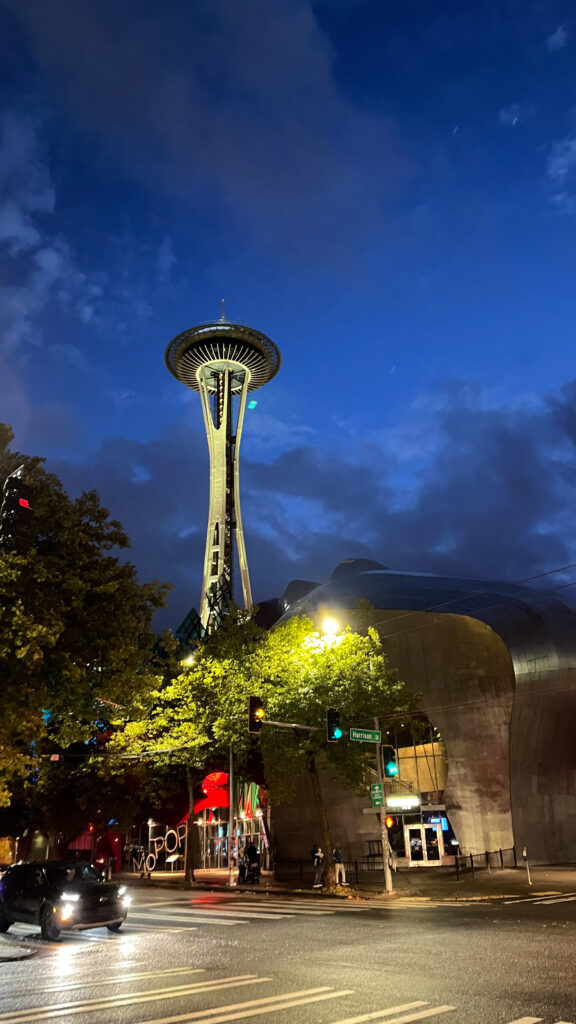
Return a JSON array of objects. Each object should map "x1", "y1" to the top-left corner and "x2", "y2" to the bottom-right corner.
[{"x1": 404, "y1": 823, "x2": 444, "y2": 865}]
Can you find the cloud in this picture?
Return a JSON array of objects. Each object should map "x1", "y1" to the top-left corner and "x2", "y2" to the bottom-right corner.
[
  {"x1": 498, "y1": 104, "x2": 522, "y2": 127},
  {"x1": 546, "y1": 133, "x2": 576, "y2": 214},
  {"x1": 547, "y1": 24, "x2": 569, "y2": 52},
  {"x1": 31, "y1": 374, "x2": 576, "y2": 630},
  {"x1": 0, "y1": 110, "x2": 105, "y2": 354},
  {"x1": 5, "y1": 0, "x2": 404, "y2": 264}
]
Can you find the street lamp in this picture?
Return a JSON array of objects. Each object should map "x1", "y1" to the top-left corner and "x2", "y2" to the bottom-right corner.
[{"x1": 322, "y1": 617, "x2": 339, "y2": 638}]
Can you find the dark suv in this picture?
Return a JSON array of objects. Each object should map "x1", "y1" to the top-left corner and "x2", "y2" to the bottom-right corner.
[{"x1": 0, "y1": 861, "x2": 130, "y2": 940}]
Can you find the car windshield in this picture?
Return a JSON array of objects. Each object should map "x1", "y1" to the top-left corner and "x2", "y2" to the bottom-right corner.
[{"x1": 44, "y1": 863, "x2": 103, "y2": 884}]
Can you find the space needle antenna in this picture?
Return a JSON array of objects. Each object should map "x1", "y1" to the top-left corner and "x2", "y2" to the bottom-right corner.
[{"x1": 165, "y1": 311, "x2": 281, "y2": 631}]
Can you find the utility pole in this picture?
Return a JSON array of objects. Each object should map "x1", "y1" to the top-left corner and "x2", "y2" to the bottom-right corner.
[
  {"x1": 228, "y1": 743, "x2": 235, "y2": 886},
  {"x1": 375, "y1": 717, "x2": 394, "y2": 894}
]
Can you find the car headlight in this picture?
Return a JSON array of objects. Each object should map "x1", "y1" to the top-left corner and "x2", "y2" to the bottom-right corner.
[
  {"x1": 121, "y1": 895, "x2": 132, "y2": 906},
  {"x1": 61, "y1": 892, "x2": 80, "y2": 902},
  {"x1": 60, "y1": 903, "x2": 75, "y2": 921},
  {"x1": 118, "y1": 885, "x2": 127, "y2": 896}
]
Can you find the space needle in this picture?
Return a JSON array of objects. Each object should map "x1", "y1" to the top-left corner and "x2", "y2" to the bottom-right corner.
[{"x1": 165, "y1": 304, "x2": 281, "y2": 630}]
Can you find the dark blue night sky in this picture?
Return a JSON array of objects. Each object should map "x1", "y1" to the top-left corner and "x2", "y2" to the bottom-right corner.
[{"x1": 1, "y1": 0, "x2": 576, "y2": 628}]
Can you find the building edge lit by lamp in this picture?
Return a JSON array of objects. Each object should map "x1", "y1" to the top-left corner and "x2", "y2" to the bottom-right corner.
[{"x1": 266, "y1": 557, "x2": 576, "y2": 867}]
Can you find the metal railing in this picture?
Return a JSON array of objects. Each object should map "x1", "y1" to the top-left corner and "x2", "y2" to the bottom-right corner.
[
  {"x1": 454, "y1": 847, "x2": 517, "y2": 877},
  {"x1": 275, "y1": 847, "x2": 519, "y2": 886}
]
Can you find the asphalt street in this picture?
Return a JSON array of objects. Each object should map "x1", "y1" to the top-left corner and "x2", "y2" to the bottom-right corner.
[{"x1": 1, "y1": 889, "x2": 575, "y2": 1024}]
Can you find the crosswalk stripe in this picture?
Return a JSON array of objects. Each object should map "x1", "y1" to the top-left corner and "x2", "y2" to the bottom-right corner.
[
  {"x1": 503, "y1": 1018, "x2": 542, "y2": 1023},
  {"x1": 329, "y1": 1000, "x2": 428, "y2": 1023},
  {"x1": 331, "y1": 1007, "x2": 456, "y2": 1024},
  {"x1": 128, "y1": 913, "x2": 247, "y2": 927},
  {"x1": 33, "y1": 967, "x2": 205, "y2": 994},
  {"x1": 130, "y1": 907, "x2": 295, "y2": 921},
  {"x1": 504, "y1": 893, "x2": 576, "y2": 905},
  {"x1": 134, "y1": 987, "x2": 355, "y2": 1024},
  {"x1": 531, "y1": 896, "x2": 576, "y2": 905},
  {"x1": 0, "y1": 975, "x2": 268, "y2": 1023}
]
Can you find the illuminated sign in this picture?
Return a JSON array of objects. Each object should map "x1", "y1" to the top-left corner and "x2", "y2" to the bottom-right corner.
[{"x1": 386, "y1": 794, "x2": 420, "y2": 811}]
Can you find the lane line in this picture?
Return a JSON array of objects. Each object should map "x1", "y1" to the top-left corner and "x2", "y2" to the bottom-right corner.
[
  {"x1": 0, "y1": 976, "x2": 267, "y2": 1023},
  {"x1": 134, "y1": 987, "x2": 355, "y2": 1024},
  {"x1": 327, "y1": 1001, "x2": 428, "y2": 1023}
]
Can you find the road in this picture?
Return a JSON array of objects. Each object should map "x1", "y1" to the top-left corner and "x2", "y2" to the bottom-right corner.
[{"x1": 1, "y1": 889, "x2": 575, "y2": 1024}]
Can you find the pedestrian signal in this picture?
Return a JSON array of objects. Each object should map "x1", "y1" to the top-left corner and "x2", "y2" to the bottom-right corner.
[
  {"x1": 248, "y1": 696, "x2": 265, "y2": 734},
  {"x1": 326, "y1": 708, "x2": 343, "y2": 743}
]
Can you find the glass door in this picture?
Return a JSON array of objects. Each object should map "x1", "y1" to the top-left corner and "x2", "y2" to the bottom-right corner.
[{"x1": 404, "y1": 824, "x2": 444, "y2": 864}]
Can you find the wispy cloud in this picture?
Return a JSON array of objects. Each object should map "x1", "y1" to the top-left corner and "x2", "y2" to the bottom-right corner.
[
  {"x1": 547, "y1": 24, "x2": 569, "y2": 52},
  {"x1": 0, "y1": 110, "x2": 103, "y2": 353},
  {"x1": 546, "y1": 132, "x2": 576, "y2": 214}
]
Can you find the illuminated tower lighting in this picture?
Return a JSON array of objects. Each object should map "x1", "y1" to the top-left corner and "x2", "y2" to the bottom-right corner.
[{"x1": 165, "y1": 303, "x2": 281, "y2": 630}]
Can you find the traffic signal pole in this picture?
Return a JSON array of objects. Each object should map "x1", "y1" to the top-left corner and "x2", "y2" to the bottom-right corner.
[{"x1": 375, "y1": 717, "x2": 394, "y2": 894}]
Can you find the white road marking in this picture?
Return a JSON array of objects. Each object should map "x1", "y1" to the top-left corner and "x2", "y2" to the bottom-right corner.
[
  {"x1": 502, "y1": 1018, "x2": 542, "y2": 1024},
  {"x1": 504, "y1": 893, "x2": 576, "y2": 906},
  {"x1": 329, "y1": 1001, "x2": 428, "y2": 1023},
  {"x1": 0, "y1": 975, "x2": 268, "y2": 1023},
  {"x1": 134, "y1": 987, "x2": 355, "y2": 1024},
  {"x1": 331, "y1": 1007, "x2": 456, "y2": 1024},
  {"x1": 31, "y1": 966, "x2": 205, "y2": 994},
  {"x1": 531, "y1": 896, "x2": 576, "y2": 905},
  {"x1": 128, "y1": 913, "x2": 247, "y2": 927},
  {"x1": 130, "y1": 906, "x2": 294, "y2": 921}
]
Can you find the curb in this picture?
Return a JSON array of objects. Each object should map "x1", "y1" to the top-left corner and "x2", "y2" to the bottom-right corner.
[{"x1": 0, "y1": 941, "x2": 38, "y2": 962}]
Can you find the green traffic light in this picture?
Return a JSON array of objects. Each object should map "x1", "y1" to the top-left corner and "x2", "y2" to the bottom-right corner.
[{"x1": 334, "y1": 727, "x2": 343, "y2": 739}]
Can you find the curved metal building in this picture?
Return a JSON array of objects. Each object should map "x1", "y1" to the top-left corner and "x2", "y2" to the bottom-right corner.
[{"x1": 278, "y1": 560, "x2": 576, "y2": 864}]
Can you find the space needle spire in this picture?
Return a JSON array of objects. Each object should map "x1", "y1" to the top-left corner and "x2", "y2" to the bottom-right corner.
[{"x1": 165, "y1": 310, "x2": 281, "y2": 630}]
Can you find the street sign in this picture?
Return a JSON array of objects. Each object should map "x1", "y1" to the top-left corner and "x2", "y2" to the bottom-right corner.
[
  {"x1": 370, "y1": 783, "x2": 384, "y2": 807},
  {"x1": 350, "y1": 727, "x2": 382, "y2": 744}
]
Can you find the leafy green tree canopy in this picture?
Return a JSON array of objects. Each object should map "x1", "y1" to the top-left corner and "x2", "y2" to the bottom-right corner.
[{"x1": 0, "y1": 424, "x2": 171, "y2": 805}]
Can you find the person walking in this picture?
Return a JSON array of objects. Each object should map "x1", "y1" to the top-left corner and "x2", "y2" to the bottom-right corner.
[
  {"x1": 313, "y1": 845, "x2": 325, "y2": 888},
  {"x1": 245, "y1": 841, "x2": 260, "y2": 883},
  {"x1": 333, "y1": 845, "x2": 347, "y2": 886}
]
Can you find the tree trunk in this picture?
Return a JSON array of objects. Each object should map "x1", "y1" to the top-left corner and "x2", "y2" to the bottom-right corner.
[
  {"x1": 184, "y1": 768, "x2": 197, "y2": 887},
  {"x1": 307, "y1": 755, "x2": 336, "y2": 890}
]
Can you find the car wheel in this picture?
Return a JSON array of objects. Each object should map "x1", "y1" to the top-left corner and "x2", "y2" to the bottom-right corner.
[
  {"x1": 106, "y1": 921, "x2": 123, "y2": 932},
  {"x1": 40, "y1": 905, "x2": 61, "y2": 941},
  {"x1": 0, "y1": 911, "x2": 11, "y2": 933}
]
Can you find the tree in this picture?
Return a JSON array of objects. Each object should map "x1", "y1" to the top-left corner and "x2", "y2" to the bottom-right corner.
[
  {"x1": 0, "y1": 424, "x2": 170, "y2": 806},
  {"x1": 110, "y1": 612, "x2": 418, "y2": 890}
]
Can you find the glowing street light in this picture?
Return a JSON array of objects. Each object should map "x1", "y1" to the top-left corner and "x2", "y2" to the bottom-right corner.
[{"x1": 322, "y1": 617, "x2": 339, "y2": 638}]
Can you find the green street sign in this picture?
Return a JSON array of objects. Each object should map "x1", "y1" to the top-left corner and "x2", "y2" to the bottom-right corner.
[
  {"x1": 350, "y1": 727, "x2": 382, "y2": 744},
  {"x1": 370, "y1": 782, "x2": 384, "y2": 806}
]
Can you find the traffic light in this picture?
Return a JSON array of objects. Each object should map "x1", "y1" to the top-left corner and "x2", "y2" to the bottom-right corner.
[
  {"x1": 0, "y1": 468, "x2": 35, "y2": 554},
  {"x1": 326, "y1": 708, "x2": 343, "y2": 743},
  {"x1": 248, "y1": 696, "x2": 265, "y2": 734},
  {"x1": 385, "y1": 815, "x2": 396, "y2": 829},
  {"x1": 383, "y1": 747, "x2": 399, "y2": 778}
]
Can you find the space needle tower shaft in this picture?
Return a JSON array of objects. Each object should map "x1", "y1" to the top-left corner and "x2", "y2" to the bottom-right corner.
[{"x1": 165, "y1": 307, "x2": 281, "y2": 630}]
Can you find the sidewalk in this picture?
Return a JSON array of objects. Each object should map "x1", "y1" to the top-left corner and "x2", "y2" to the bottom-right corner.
[{"x1": 115, "y1": 863, "x2": 576, "y2": 901}]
